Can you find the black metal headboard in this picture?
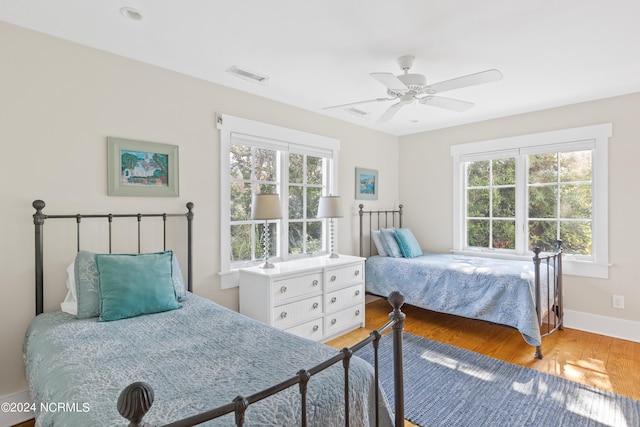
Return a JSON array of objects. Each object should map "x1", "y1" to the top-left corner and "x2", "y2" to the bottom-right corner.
[
  {"x1": 358, "y1": 204, "x2": 403, "y2": 257},
  {"x1": 32, "y1": 200, "x2": 194, "y2": 315}
]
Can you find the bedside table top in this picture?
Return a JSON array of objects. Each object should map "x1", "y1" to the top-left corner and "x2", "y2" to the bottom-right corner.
[{"x1": 240, "y1": 254, "x2": 364, "y2": 276}]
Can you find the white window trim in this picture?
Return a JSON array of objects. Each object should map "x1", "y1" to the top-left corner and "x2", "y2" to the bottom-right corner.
[
  {"x1": 451, "y1": 123, "x2": 612, "y2": 279},
  {"x1": 217, "y1": 113, "x2": 340, "y2": 288}
]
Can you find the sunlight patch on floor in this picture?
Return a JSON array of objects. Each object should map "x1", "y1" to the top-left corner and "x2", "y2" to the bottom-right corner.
[{"x1": 420, "y1": 350, "x2": 496, "y2": 382}]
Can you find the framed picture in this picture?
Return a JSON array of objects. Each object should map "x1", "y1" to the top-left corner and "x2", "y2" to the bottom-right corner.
[
  {"x1": 355, "y1": 167, "x2": 378, "y2": 200},
  {"x1": 107, "y1": 137, "x2": 179, "y2": 197}
]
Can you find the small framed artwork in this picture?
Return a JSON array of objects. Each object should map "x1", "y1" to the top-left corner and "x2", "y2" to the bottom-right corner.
[
  {"x1": 355, "y1": 167, "x2": 378, "y2": 200},
  {"x1": 107, "y1": 137, "x2": 179, "y2": 197}
]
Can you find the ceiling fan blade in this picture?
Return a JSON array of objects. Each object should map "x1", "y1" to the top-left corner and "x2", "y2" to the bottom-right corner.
[
  {"x1": 419, "y1": 96, "x2": 475, "y2": 112},
  {"x1": 370, "y1": 72, "x2": 408, "y2": 91},
  {"x1": 427, "y1": 69, "x2": 503, "y2": 94},
  {"x1": 376, "y1": 102, "x2": 404, "y2": 123},
  {"x1": 323, "y1": 97, "x2": 393, "y2": 110}
]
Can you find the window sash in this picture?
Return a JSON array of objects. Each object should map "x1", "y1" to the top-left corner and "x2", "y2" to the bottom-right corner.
[{"x1": 452, "y1": 123, "x2": 611, "y2": 279}]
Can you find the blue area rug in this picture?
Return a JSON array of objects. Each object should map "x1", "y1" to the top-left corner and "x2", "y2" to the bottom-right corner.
[{"x1": 356, "y1": 333, "x2": 640, "y2": 427}]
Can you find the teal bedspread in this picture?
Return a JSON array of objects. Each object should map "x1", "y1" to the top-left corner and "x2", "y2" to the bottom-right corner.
[
  {"x1": 366, "y1": 254, "x2": 554, "y2": 346},
  {"x1": 24, "y1": 294, "x2": 392, "y2": 426}
]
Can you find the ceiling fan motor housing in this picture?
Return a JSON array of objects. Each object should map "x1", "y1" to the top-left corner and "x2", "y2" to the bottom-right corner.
[{"x1": 388, "y1": 73, "x2": 427, "y2": 97}]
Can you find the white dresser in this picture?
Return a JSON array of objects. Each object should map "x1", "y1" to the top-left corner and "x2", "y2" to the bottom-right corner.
[{"x1": 239, "y1": 255, "x2": 365, "y2": 342}]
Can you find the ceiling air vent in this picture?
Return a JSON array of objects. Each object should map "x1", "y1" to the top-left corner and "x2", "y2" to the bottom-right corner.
[
  {"x1": 345, "y1": 107, "x2": 371, "y2": 118},
  {"x1": 225, "y1": 66, "x2": 269, "y2": 86}
]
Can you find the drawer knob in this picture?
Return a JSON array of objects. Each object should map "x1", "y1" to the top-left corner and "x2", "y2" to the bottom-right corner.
[
  {"x1": 313, "y1": 325, "x2": 319, "y2": 332},
  {"x1": 331, "y1": 318, "x2": 337, "y2": 325},
  {"x1": 280, "y1": 311, "x2": 287, "y2": 319},
  {"x1": 355, "y1": 270, "x2": 360, "y2": 276},
  {"x1": 355, "y1": 309, "x2": 361, "y2": 316},
  {"x1": 312, "y1": 279, "x2": 319, "y2": 286},
  {"x1": 312, "y1": 302, "x2": 319, "y2": 309},
  {"x1": 280, "y1": 286, "x2": 287, "y2": 293},
  {"x1": 331, "y1": 296, "x2": 337, "y2": 303},
  {"x1": 355, "y1": 290, "x2": 360, "y2": 296},
  {"x1": 330, "y1": 275, "x2": 337, "y2": 282}
]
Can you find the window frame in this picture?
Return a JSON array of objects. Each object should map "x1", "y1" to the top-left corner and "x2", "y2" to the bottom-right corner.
[
  {"x1": 218, "y1": 114, "x2": 340, "y2": 288},
  {"x1": 451, "y1": 123, "x2": 611, "y2": 278}
]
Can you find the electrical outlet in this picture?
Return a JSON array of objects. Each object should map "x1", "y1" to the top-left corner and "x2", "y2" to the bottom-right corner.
[{"x1": 612, "y1": 294, "x2": 625, "y2": 309}]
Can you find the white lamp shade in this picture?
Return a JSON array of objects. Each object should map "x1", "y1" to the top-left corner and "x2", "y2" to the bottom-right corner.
[
  {"x1": 317, "y1": 196, "x2": 344, "y2": 218},
  {"x1": 251, "y1": 194, "x2": 283, "y2": 220}
]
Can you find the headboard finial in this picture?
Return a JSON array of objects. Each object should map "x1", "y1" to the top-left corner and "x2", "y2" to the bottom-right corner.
[{"x1": 33, "y1": 200, "x2": 46, "y2": 226}]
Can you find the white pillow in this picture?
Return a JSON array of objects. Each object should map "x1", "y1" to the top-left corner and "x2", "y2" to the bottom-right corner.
[
  {"x1": 60, "y1": 261, "x2": 78, "y2": 315},
  {"x1": 371, "y1": 230, "x2": 388, "y2": 257}
]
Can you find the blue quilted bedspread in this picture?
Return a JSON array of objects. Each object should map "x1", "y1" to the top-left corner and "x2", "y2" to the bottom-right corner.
[
  {"x1": 24, "y1": 294, "x2": 392, "y2": 426},
  {"x1": 366, "y1": 254, "x2": 553, "y2": 346}
]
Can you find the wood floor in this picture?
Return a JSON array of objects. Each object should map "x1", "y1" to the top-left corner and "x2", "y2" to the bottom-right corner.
[{"x1": 327, "y1": 298, "x2": 640, "y2": 426}]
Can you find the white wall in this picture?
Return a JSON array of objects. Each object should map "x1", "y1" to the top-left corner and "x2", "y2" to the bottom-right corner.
[
  {"x1": 399, "y1": 92, "x2": 640, "y2": 331},
  {"x1": 0, "y1": 22, "x2": 399, "y2": 399}
]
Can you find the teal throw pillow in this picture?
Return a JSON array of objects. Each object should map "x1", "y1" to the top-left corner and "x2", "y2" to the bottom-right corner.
[
  {"x1": 74, "y1": 250, "x2": 100, "y2": 319},
  {"x1": 394, "y1": 228, "x2": 423, "y2": 258},
  {"x1": 96, "y1": 251, "x2": 181, "y2": 322}
]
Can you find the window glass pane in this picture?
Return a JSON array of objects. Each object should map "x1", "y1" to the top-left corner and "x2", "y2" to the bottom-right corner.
[
  {"x1": 467, "y1": 160, "x2": 490, "y2": 187},
  {"x1": 560, "y1": 184, "x2": 591, "y2": 218},
  {"x1": 493, "y1": 158, "x2": 515, "y2": 186},
  {"x1": 307, "y1": 187, "x2": 321, "y2": 218},
  {"x1": 307, "y1": 221, "x2": 322, "y2": 253},
  {"x1": 288, "y1": 222, "x2": 303, "y2": 255},
  {"x1": 230, "y1": 144, "x2": 251, "y2": 180},
  {"x1": 529, "y1": 153, "x2": 557, "y2": 184},
  {"x1": 230, "y1": 183, "x2": 251, "y2": 221},
  {"x1": 529, "y1": 186, "x2": 557, "y2": 218},
  {"x1": 259, "y1": 184, "x2": 277, "y2": 194},
  {"x1": 289, "y1": 153, "x2": 303, "y2": 183},
  {"x1": 289, "y1": 186, "x2": 303, "y2": 219},
  {"x1": 560, "y1": 150, "x2": 591, "y2": 182},
  {"x1": 528, "y1": 220, "x2": 557, "y2": 251},
  {"x1": 467, "y1": 188, "x2": 490, "y2": 217},
  {"x1": 492, "y1": 188, "x2": 515, "y2": 217},
  {"x1": 230, "y1": 224, "x2": 251, "y2": 261},
  {"x1": 255, "y1": 148, "x2": 277, "y2": 182},
  {"x1": 307, "y1": 156, "x2": 322, "y2": 185},
  {"x1": 492, "y1": 220, "x2": 515, "y2": 249},
  {"x1": 560, "y1": 221, "x2": 591, "y2": 255},
  {"x1": 467, "y1": 219, "x2": 489, "y2": 247}
]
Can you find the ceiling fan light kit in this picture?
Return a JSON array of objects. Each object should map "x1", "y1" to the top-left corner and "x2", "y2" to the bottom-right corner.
[{"x1": 325, "y1": 55, "x2": 503, "y2": 124}]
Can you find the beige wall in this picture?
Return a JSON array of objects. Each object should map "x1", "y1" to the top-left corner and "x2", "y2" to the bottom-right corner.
[
  {"x1": 399, "y1": 92, "x2": 640, "y2": 326},
  {"x1": 0, "y1": 23, "x2": 399, "y2": 396}
]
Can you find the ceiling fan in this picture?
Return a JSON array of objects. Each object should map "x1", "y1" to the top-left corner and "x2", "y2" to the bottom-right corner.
[{"x1": 325, "y1": 55, "x2": 503, "y2": 123}]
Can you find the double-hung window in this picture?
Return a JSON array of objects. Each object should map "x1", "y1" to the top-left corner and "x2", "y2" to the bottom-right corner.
[
  {"x1": 451, "y1": 124, "x2": 611, "y2": 278},
  {"x1": 218, "y1": 114, "x2": 340, "y2": 288}
]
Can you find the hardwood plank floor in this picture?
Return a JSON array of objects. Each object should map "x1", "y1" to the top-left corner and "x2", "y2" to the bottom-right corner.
[{"x1": 327, "y1": 298, "x2": 640, "y2": 426}]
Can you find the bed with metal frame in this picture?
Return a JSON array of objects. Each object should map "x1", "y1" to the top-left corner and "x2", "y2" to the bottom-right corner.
[
  {"x1": 358, "y1": 204, "x2": 563, "y2": 359},
  {"x1": 26, "y1": 200, "x2": 407, "y2": 426}
]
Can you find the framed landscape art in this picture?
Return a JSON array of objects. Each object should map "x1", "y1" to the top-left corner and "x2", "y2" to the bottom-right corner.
[
  {"x1": 107, "y1": 137, "x2": 179, "y2": 197},
  {"x1": 355, "y1": 167, "x2": 378, "y2": 200}
]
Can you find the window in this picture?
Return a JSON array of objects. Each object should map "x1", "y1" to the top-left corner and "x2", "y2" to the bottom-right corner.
[
  {"x1": 219, "y1": 114, "x2": 340, "y2": 288},
  {"x1": 452, "y1": 124, "x2": 611, "y2": 278}
]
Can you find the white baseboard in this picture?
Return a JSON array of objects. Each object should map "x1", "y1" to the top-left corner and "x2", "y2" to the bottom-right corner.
[
  {"x1": 0, "y1": 390, "x2": 33, "y2": 427},
  {"x1": 564, "y1": 309, "x2": 640, "y2": 343}
]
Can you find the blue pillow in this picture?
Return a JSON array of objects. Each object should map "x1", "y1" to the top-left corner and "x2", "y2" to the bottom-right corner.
[
  {"x1": 95, "y1": 251, "x2": 181, "y2": 322},
  {"x1": 74, "y1": 249, "x2": 187, "y2": 319},
  {"x1": 394, "y1": 228, "x2": 423, "y2": 258},
  {"x1": 380, "y1": 228, "x2": 403, "y2": 258}
]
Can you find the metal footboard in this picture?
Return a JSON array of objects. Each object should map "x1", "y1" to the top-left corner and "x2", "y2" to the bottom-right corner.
[
  {"x1": 118, "y1": 292, "x2": 407, "y2": 427},
  {"x1": 533, "y1": 240, "x2": 564, "y2": 359}
]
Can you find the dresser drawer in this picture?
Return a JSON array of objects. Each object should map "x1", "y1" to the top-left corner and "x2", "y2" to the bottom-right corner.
[
  {"x1": 325, "y1": 263, "x2": 363, "y2": 290},
  {"x1": 285, "y1": 318, "x2": 324, "y2": 340},
  {"x1": 272, "y1": 296, "x2": 323, "y2": 329},
  {"x1": 272, "y1": 272, "x2": 323, "y2": 303},
  {"x1": 325, "y1": 284, "x2": 364, "y2": 313},
  {"x1": 324, "y1": 304, "x2": 364, "y2": 336}
]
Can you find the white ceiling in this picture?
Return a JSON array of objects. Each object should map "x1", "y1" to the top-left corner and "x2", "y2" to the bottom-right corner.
[{"x1": 2, "y1": 0, "x2": 640, "y2": 136}]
